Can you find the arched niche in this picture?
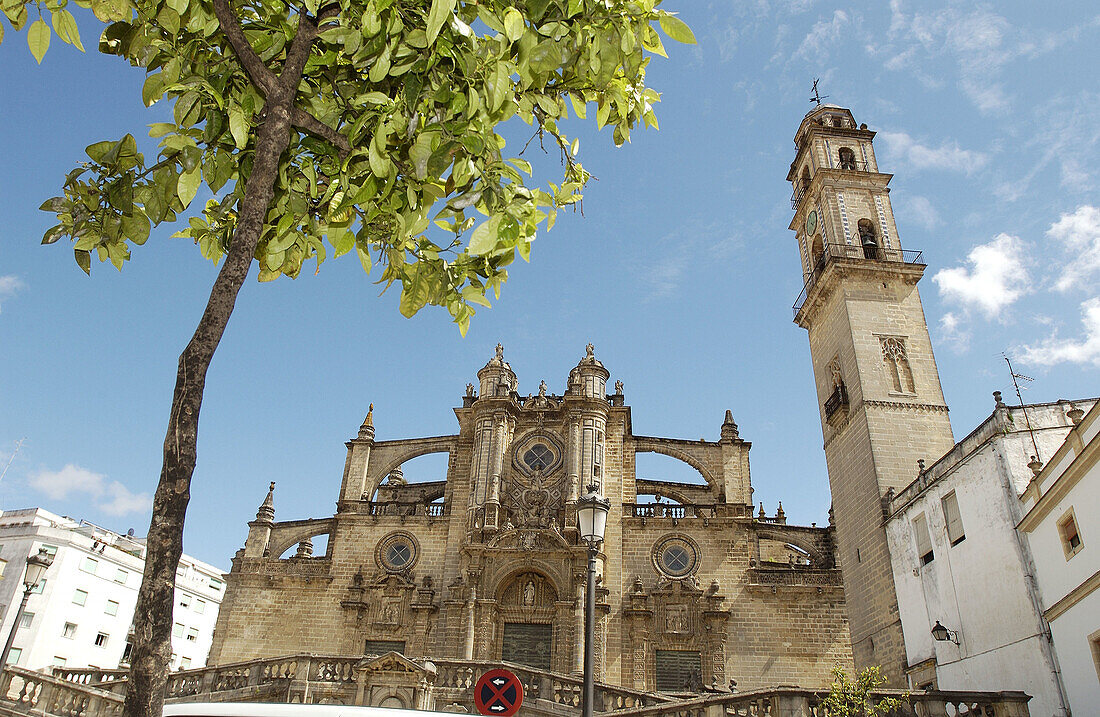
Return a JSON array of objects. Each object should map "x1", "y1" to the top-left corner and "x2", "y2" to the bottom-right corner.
[{"x1": 269, "y1": 525, "x2": 333, "y2": 560}]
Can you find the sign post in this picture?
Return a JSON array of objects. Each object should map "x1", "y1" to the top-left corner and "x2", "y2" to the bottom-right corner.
[{"x1": 473, "y1": 668, "x2": 524, "y2": 717}]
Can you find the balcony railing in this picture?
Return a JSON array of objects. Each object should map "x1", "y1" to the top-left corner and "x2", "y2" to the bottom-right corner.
[
  {"x1": 628, "y1": 503, "x2": 717, "y2": 520},
  {"x1": 824, "y1": 384, "x2": 848, "y2": 421},
  {"x1": 793, "y1": 243, "x2": 924, "y2": 318},
  {"x1": 832, "y1": 158, "x2": 872, "y2": 172}
]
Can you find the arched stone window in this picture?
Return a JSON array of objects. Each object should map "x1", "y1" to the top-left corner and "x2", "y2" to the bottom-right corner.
[
  {"x1": 858, "y1": 219, "x2": 878, "y2": 259},
  {"x1": 838, "y1": 147, "x2": 857, "y2": 170},
  {"x1": 881, "y1": 337, "x2": 915, "y2": 393}
]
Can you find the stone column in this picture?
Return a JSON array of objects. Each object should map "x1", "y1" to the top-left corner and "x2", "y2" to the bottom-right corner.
[
  {"x1": 463, "y1": 585, "x2": 477, "y2": 660},
  {"x1": 573, "y1": 572, "x2": 585, "y2": 674}
]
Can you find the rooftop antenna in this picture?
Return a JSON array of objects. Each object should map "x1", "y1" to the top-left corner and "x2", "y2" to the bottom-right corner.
[
  {"x1": 0, "y1": 438, "x2": 25, "y2": 486},
  {"x1": 1004, "y1": 354, "x2": 1041, "y2": 463},
  {"x1": 810, "y1": 78, "x2": 829, "y2": 106}
]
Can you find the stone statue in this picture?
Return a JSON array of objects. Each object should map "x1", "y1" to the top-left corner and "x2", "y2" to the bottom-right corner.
[
  {"x1": 523, "y1": 580, "x2": 536, "y2": 606},
  {"x1": 466, "y1": 383, "x2": 475, "y2": 397},
  {"x1": 538, "y1": 380, "x2": 548, "y2": 398},
  {"x1": 495, "y1": 343, "x2": 504, "y2": 360},
  {"x1": 614, "y1": 380, "x2": 623, "y2": 394},
  {"x1": 585, "y1": 342, "x2": 594, "y2": 358}
]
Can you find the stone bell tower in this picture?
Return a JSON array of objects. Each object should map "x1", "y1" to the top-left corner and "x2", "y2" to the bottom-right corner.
[{"x1": 788, "y1": 104, "x2": 955, "y2": 683}]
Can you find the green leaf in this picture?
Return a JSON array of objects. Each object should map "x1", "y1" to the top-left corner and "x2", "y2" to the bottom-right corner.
[
  {"x1": 177, "y1": 166, "x2": 201, "y2": 205},
  {"x1": 468, "y1": 215, "x2": 500, "y2": 256},
  {"x1": 74, "y1": 248, "x2": 91, "y2": 275},
  {"x1": 228, "y1": 104, "x2": 248, "y2": 149},
  {"x1": 424, "y1": 0, "x2": 455, "y2": 46},
  {"x1": 27, "y1": 18, "x2": 50, "y2": 63},
  {"x1": 142, "y1": 73, "x2": 164, "y2": 106},
  {"x1": 503, "y1": 8, "x2": 524, "y2": 42},
  {"x1": 52, "y1": 9, "x2": 84, "y2": 51},
  {"x1": 658, "y1": 13, "x2": 696, "y2": 44}
]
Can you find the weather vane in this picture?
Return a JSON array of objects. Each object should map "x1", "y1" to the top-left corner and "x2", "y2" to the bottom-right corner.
[{"x1": 810, "y1": 78, "x2": 828, "y2": 106}]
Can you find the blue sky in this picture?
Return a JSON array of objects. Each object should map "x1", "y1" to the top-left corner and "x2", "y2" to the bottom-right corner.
[{"x1": 1, "y1": 1, "x2": 1098, "y2": 568}]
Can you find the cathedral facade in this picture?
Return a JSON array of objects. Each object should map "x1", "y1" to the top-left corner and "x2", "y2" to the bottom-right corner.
[{"x1": 208, "y1": 343, "x2": 851, "y2": 691}]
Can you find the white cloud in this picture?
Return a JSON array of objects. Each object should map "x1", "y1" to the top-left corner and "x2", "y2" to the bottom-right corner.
[
  {"x1": 0, "y1": 275, "x2": 25, "y2": 314},
  {"x1": 1046, "y1": 205, "x2": 1100, "y2": 292},
  {"x1": 1020, "y1": 298, "x2": 1100, "y2": 367},
  {"x1": 938, "y1": 311, "x2": 969, "y2": 352},
  {"x1": 28, "y1": 464, "x2": 151, "y2": 517},
  {"x1": 878, "y1": 131, "x2": 988, "y2": 174},
  {"x1": 932, "y1": 233, "x2": 1030, "y2": 318},
  {"x1": 794, "y1": 10, "x2": 850, "y2": 61},
  {"x1": 896, "y1": 195, "x2": 940, "y2": 230}
]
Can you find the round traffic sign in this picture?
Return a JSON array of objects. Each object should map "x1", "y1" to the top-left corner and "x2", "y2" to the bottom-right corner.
[{"x1": 473, "y1": 668, "x2": 524, "y2": 717}]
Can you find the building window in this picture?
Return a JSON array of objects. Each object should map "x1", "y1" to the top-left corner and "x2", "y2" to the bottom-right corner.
[
  {"x1": 913, "y1": 513, "x2": 934, "y2": 566},
  {"x1": 209, "y1": 577, "x2": 224, "y2": 592},
  {"x1": 173, "y1": 623, "x2": 184, "y2": 639},
  {"x1": 194, "y1": 599, "x2": 206, "y2": 615},
  {"x1": 121, "y1": 642, "x2": 134, "y2": 664},
  {"x1": 94, "y1": 632, "x2": 108, "y2": 647},
  {"x1": 29, "y1": 578, "x2": 46, "y2": 595},
  {"x1": 39, "y1": 545, "x2": 58, "y2": 559},
  {"x1": 178, "y1": 593, "x2": 191, "y2": 609},
  {"x1": 377, "y1": 532, "x2": 419, "y2": 573},
  {"x1": 80, "y1": 557, "x2": 99, "y2": 574},
  {"x1": 114, "y1": 569, "x2": 128, "y2": 585},
  {"x1": 180, "y1": 657, "x2": 191, "y2": 669},
  {"x1": 6, "y1": 648, "x2": 21, "y2": 665},
  {"x1": 186, "y1": 627, "x2": 199, "y2": 642},
  {"x1": 653, "y1": 536, "x2": 700, "y2": 578},
  {"x1": 105, "y1": 600, "x2": 120, "y2": 617},
  {"x1": 62, "y1": 623, "x2": 77, "y2": 639},
  {"x1": 18, "y1": 612, "x2": 34, "y2": 629},
  {"x1": 52, "y1": 656, "x2": 67, "y2": 668},
  {"x1": 881, "y1": 337, "x2": 915, "y2": 393},
  {"x1": 941, "y1": 492, "x2": 966, "y2": 546},
  {"x1": 1058, "y1": 510, "x2": 1083, "y2": 559},
  {"x1": 72, "y1": 589, "x2": 88, "y2": 606}
]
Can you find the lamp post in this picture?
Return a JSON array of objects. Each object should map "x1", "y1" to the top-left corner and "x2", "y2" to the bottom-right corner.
[
  {"x1": 577, "y1": 484, "x2": 610, "y2": 717},
  {"x1": 931, "y1": 620, "x2": 960, "y2": 646},
  {"x1": 0, "y1": 547, "x2": 54, "y2": 668}
]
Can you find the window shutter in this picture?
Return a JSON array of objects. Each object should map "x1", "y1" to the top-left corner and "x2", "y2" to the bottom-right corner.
[
  {"x1": 941, "y1": 493, "x2": 965, "y2": 545},
  {"x1": 913, "y1": 514, "x2": 934, "y2": 565}
]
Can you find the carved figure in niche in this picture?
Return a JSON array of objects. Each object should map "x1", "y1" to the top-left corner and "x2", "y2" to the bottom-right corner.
[
  {"x1": 380, "y1": 600, "x2": 401, "y2": 625},
  {"x1": 523, "y1": 581, "x2": 536, "y2": 606},
  {"x1": 831, "y1": 361, "x2": 843, "y2": 389},
  {"x1": 466, "y1": 383, "x2": 475, "y2": 397},
  {"x1": 665, "y1": 605, "x2": 689, "y2": 634},
  {"x1": 521, "y1": 532, "x2": 536, "y2": 550}
]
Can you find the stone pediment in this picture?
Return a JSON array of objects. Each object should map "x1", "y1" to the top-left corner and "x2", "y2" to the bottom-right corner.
[{"x1": 358, "y1": 652, "x2": 436, "y2": 678}]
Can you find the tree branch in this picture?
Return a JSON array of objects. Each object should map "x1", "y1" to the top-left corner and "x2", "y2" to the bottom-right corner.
[
  {"x1": 210, "y1": 0, "x2": 277, "y2": 95},
  {"x1": 291, "y1": 107, "x2": 351, "y2": 157}
]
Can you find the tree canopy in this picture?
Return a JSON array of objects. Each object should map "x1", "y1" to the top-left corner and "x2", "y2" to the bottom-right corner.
[{"x1": 10, "y1": 0, "x2": 694, "y2": 332}]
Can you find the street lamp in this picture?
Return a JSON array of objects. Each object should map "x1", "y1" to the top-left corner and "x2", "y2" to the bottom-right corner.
[
  {"x1": 577, "y1": 485, "x2": 610, "y2": 717},
  {"x1": 931, "y1": 620, "x2": 960, "y2": 645},
  {"x1": 0, "y1": 547, "x2": 54, "y2": 668}
]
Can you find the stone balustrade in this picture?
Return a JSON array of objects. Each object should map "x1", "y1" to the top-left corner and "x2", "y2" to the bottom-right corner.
[
  {"x1": 27, "y1": 658, "x2": 1032, "y2": 717},
  {"x1": 0, "y1": 666, "x2": 123, "y2": 717}
]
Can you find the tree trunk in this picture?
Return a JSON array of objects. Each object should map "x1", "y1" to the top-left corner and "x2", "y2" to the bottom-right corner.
[{"x1": 122, "y1": 20, "x2": 315, "y2": 712}]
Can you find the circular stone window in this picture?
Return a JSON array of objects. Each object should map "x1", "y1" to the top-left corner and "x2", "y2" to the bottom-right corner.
[
  {"x1": 653, "y1": 536, "x2": 699, "y2": 578},
  {"x1": 377, "y1": 531, "x2": 419, "y2": 573}
]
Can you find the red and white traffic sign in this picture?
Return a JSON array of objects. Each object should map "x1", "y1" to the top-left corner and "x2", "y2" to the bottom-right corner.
[{"x1": 473, "y1": 668, "x2": 524, "y2": 717}]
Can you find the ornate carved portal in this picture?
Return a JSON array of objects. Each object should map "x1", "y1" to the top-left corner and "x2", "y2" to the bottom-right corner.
[
  {"x1": 340, "y1": 569, "x2": 437, "y2": 657},
  {"x1": 623, "y1": 577, "x2": 730, "y2": 692}
]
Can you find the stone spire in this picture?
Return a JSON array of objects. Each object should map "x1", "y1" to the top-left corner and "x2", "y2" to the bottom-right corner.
[
  {"x1": 720, "y1": 410, "x2": 739, "y2": 442},
  {"x1": 255, "y1": 482, "x2": 276, "y2": 524},
  {"x1": 477, "y1": 343, "x2": 517, "y2": 397},
  {"x1": 358, "y1": 403, "x2": 375, "y2": 440},
  {"x1": 570, "y1": 342, "x2": 609, "y2": 398}
]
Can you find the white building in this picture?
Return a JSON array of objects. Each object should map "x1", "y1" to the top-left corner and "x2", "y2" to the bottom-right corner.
[
  {"x1": 1019, "y1": 400, "x2": 1100, "y2": 714},
  {"x1": 0, "y1": 508, "x2": 226, "y2": 672},
  {"x1": 884, "y1": 397, "x2": 1095, "y2": 717}
]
